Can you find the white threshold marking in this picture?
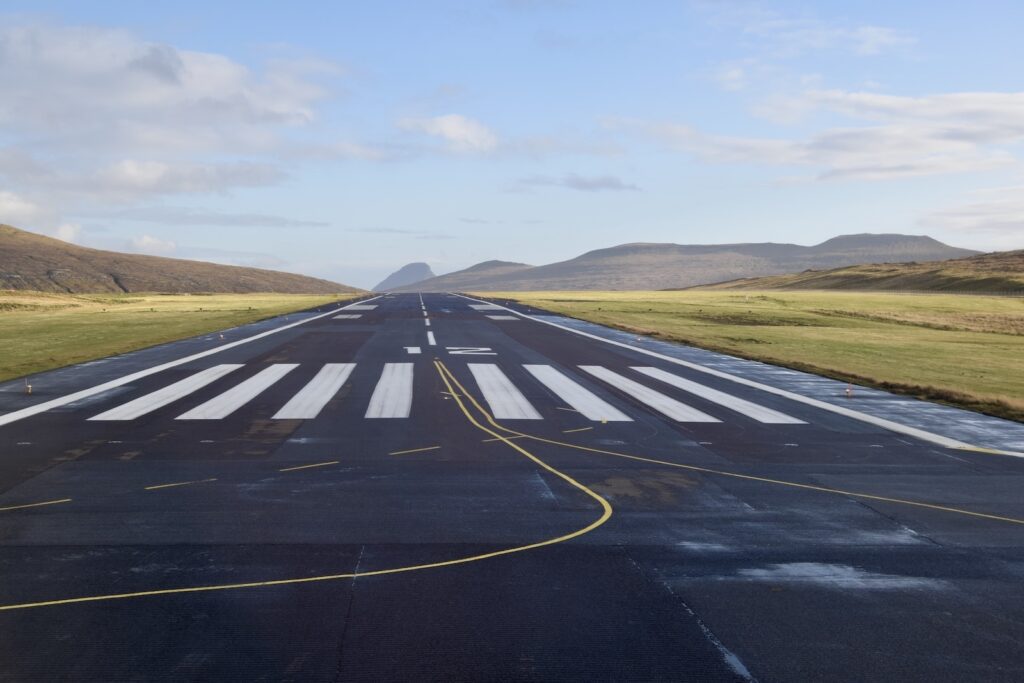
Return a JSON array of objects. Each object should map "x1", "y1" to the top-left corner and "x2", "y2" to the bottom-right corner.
[
  {"x1": 633, "y1": 366, "x2": 805, "y2": 425},
  {"x1": 346, "y1": 304, "x2": 378, "y2": 310},
  {"x1": 89, "y1": 365, "x2": 242, "y2": 421},
  {"x1": 333, "y1": 314, "x2": 362, "y2": 319},
  {"x1": 0, "y1": 296, "x2": 381, "y2": 428},
  {"x1": 468, "y1": 364, "x2": 542, "y2": 420},
  {"x1": 523, "y1": 365, "x2": 632, "y2": 422},
  {"x1": 579, "y1": 366, "x2": 720, "y2": 423},
  {"x1": 427, "y1": 331, "x2": 437, "y2": 346},
  {"x1": 366, "y1": 363, "x2": 414, "y2": 418},
  {"x1": 272, "y1": 363, "x2": 355, "y2": 420},
  {"x1": 405, "y1": 347, "x2": 422, "y2": 355},
  {"x1": 178, "y1": 364, "x2": 298, "y2": 420},
  {"x1": 487, "y1": 315, "x2": 519, "y2": 321},
  {"x1": 469, "y1": 304, "x2": 503, "y2": 310},
  {"x1": 453, "y1": 294, "x2": 1002, "y2": 455}
]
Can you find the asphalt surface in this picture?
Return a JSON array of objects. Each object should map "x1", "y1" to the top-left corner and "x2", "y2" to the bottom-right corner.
[{"x1": 1, "y1": 292, "x2": 1023, "y2": 681}]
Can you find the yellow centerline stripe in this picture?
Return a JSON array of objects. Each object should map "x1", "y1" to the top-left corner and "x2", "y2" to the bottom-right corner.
[
  {"x1": 388, "y1": 446, "x2": 441, "y2": 456},
  {"x1": 562, "y1": 427, "x2": 593, "y2": 434},
  {"x1": 0, "y1": 498, "x2": 72, "y2": 512},
  {"x1": 144, "y1": 478, "x2": 218, "y2": 491},
  {"x1": 278, "y1": 461, "x2": 339, "y2": 472},
  {"x1": 450, "y1": 378, "x2": 1024, "y2": 528},
  {"x1": 0, "y1": 362, "x2": 612, "y2": 612},
  {"x1": 482, "y1": 435, "x2": 527, "y2": 443}
]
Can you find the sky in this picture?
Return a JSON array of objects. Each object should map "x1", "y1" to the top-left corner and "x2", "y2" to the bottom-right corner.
[{"x1": 2, "y1": 1, "x2": 1023, "y2": 289}]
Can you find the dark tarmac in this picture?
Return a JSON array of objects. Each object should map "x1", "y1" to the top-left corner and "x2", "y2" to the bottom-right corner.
[{"x1": 1, "y1": 293, "x2": 1023, "y2": 681}]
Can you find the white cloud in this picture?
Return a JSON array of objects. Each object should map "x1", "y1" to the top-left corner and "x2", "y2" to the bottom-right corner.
[
  {"x1": 399, "y1": 114, "x2": 499, "y2": 153},
  {"x1": 54, "y1": 223, "x2": 82, "y2": 243},
  {"x1": 920, "y1": 186, "x2": 1024, "y2": 245},
  {"x1": 0, "y1": 190, "x2": 54, "y2": 226},
  {"x1": 517, "y1": 173, "x2": 639, "y2": 192},
  {"x1": 129, "y1": 233, "x2": 177, "y2": 255}
]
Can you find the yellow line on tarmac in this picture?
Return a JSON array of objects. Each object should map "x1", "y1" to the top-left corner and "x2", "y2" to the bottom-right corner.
[
  {"x1": 482, "y1": 435, "x2": 527, "y2": 443},
  {"x1": 279, "y1": 461, "x2": 339, "y2": 472},
  {"x1": 388, "y1": 446, "x2": 441, "y2": 456},
  {"x1": 0, "y1": 498, "x2": 72, "y2": 512},
  {"x1": 144, "y1": 478, "x2": 217, "y2": 491},
  {"x1": 440, "y1": 365, "x2": 1024, "y2": 529},
  {"x1": 0, "y1": 363, "x2": 612, "y2": 612},
  {"x1": 562, "y1": 427, "x2": 593, "y2": 434}
]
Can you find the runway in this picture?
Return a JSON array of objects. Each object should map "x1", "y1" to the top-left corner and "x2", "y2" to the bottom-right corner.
[{"x1": 2, "y1": 292, "x2": 1024, "y2": 681}]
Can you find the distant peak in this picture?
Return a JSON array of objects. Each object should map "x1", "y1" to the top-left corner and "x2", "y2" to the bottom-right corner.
[{"x1": 373, "y1": 262, "x2": 436, "y2": 291}]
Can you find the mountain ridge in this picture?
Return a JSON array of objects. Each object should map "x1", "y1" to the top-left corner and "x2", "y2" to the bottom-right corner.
[
  {"x1": 373, "y1": 262, "x2": 435, "y2": 291},
  {"x1": 392, "y1": 233, "x2": 978, "y2": 292},
  {"x1": 0, "y1": 224, "x2": 360, "y2": 294}
]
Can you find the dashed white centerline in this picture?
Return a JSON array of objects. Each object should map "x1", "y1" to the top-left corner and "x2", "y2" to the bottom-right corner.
[{"x1": 427, "y1": 331, "x2": 437, "y2": 346}]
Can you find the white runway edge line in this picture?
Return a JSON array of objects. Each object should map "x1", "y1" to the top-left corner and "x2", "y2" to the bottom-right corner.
[
  {"x1": 523, "y1": 365, "x2": 632, "y2": 422},
  {"x1": 634, "y1": 366, "x2": 805, "y2": 425},
  {"x1": 89, "y1": 364, "x2": 242, "y2": 421},
  {"x1": 0, "y1": 296, "x2": 381, "y2": 428},
  {"x1": 272, "y1": 363, "x2": 355, "y2": 420},
  {"x1": 178, "y1": 364, "x2": 297, "y2": 420},
  {"x1": 366, "y1": 363, "x2": 414, "y2": 418},
  {"x1": 468, "y1": 364, "x2": 542, "y2": 420},
  {"x1": 453, "y1": 293, "x2": 1011, "y2": 455},
  {"x1": 580, "y1": 366, "x2": 720, "y2": 423}
]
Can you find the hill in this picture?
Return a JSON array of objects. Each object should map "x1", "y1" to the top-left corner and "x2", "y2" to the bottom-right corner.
[
  {"x1": 373, "y1": 262, "x2": 435, "y2": 291},
  {"x1": 395, "y1": 233, "x2": 977, "y2": 291},
  {"x1": 696, "y1": 249, "x2": 1024, "y2": 293},
  {"x1": 0, "y1": 224, "x2": 360, "y2": 294},
  {"x1": 391, "y1": 260, "x2": 533, "y2": 292}
]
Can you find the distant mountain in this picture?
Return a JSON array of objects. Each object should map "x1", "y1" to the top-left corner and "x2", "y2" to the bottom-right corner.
[
  {"x1": 694, "y1": 249, "x2": 1024, "y2": 293},
  {"x1": 394, "y1": 233, "x2": 978, "y2": 291},
  {"x1": 373, "y1": 262, "x2": 435, "y2": 291},
  {"x1": 390, "y1": 260, "x2": 534, "y2": 292},
  {"x1": 0, "y1": 224, "x2": 361, "y2": 294}
]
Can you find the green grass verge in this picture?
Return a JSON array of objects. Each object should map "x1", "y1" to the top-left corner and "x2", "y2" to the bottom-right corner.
[
  {"x1": 482, "y1": 290, "x2": 1024, "y2": 423},
  {"x1": 0, "y1": 291, "x2": 360, "y2": 382}
]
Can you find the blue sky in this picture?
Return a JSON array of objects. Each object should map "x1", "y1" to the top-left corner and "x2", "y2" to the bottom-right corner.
[{"x1": 2, "y1": 1, "x2": 1023, "y2": 288}]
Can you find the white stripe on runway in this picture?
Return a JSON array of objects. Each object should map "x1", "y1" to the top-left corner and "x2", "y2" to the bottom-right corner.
[
  {"x1": 272, "y1": 363, "x2": 355, "y2": 419},
  {"x1": 468, "y1": 364, "x2": 542, "y2": 420},
  {"x1": 427, "y1": 331, "x2": 436, "y2": 346},
  {"x1": 486, "y1": 315, "x2": 518, "y2": 321},
  {"x1": 422, "y1": 310, "x2": 428, "y2": 317},
  {"x1": 89, "y1": 364, "x2": 242, "y2": 421},
  {"x1": 346, "y1": 304, "x2": 378, "y2": 310},
  {"x1": 469, "y1": 304, "x2": 503, "y2": 310},
  {"x1": 366, "y1": 363, "x2": 414, "y2": 418},
  {"x1": 424, "y1": 318, "x2": 431, "y2": 327},
  {"x1": 632, "y1": 366, "x2": 805, "y2": 424},
  {"x1": 333, "y1": 314, "x2": 362, "y2": 319},
  {"x1": 177, "y1": 364, "x2": 298, "y2": 420},
  {"x1": 405, "y1": 347, "x2": 422, "y2": 355},
  {"x1": 579, "y1": 366, "x2": 720, "y2": 423},
  {"x1": 523, "y1": 365, "x2": 632, "y2": 422}
]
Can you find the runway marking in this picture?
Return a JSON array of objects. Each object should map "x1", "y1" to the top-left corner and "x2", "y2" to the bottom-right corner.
[
  {"x1": 424, "y1": 318, "x2": 431, "y2": 327},
  {"x1": 453, "y1": 294, "x2": 1024, "y2": 456},
  {"x1": 332, "y1": 314, "x2": 362, "y2": 319},
  {"x1": 365, "y1": 363, "x2": 414, "y2": 418},
  {"x1": 633, "y1": 366, "x2": 805, "y2": 424},
  {"x1": 486, "y1": 315, "x2": 519, "y2": 321},
  {"x1": 469, "y1": 304, "x2": 503, "y2": 310},
  {"x1": 346, "y1": 304, "x2": 378, "y2": 310},
  {"x1": 89, "y1": 365, "x2": 243, "y2": 421},
  {"x1": 272, "y1": 363, "x2": 354, "y2": 420},
  {"x1": 0, "y1": 364, "x2": 612, "y2": 613},
  {"x1": 177, "y1": 364, "x2": 298, "y2": 420},
  {"x1": 467, "y1": 364, "x2": 542, "y2": 420},
  {"x1": 481, "y1": 435, "x2": 527, "y2": 443},
  {"x1": 144, "y1": 478, "x2": 217, "y2": 491},
  {"x1": 279, "y1": 460, "x2": 339, "y2": 472},
  {"x1": 579, "y1": 366, "x2": 720, "y2": 423},
  {"x1": 446, "y1": 346, "x2": 496, "y2": 356},
  {"x1": 0, "y1": 296, "x2": 381, "y2": 428},
  {"x1": 427, "y1": 331, "x2": 437, "y2": 346},
  {"x1": 388, "y1": 445, "x2": 441, "y2": 456},
  {"x1": 562, "y1": 427, "x2": 593, "y2": 434},
  {"x1": 0, "y1": 498, "x2": 72, "y2": 512},
  {"x1": 405, "y1": 346, "x2": 422, "y2": 355},
  {"x1": 524, "y1": 365, "x2": 632, "y2": 422},
  {"x1": 556, "y1": 407, "x2": 579, "y2": 413},
  {"x1": 438, "y1": 369, "x2": 1024, "y2": 529},
  {"x1": 422, "y1": 310, "x2": 428, "y2": 317}
]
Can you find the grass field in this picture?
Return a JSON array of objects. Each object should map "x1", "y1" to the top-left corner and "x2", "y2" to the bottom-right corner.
[
  {"x1": 485, "y1": 290, "x2": 1024, "y2": 422},
  {"x1": 0, "y1": 291, "x2": 359, "y2": 382}
]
